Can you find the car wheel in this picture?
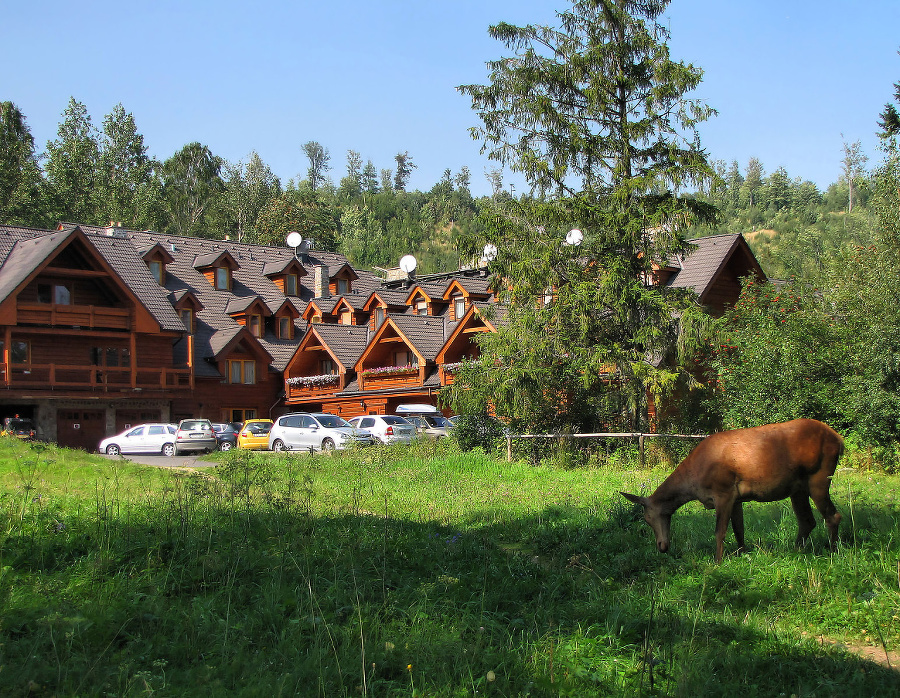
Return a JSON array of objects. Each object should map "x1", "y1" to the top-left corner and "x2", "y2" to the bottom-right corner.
[
  {"x1": 272, "y1": 439, "x2": 286, "y2": 452},
  {"x1": 321, "y1": 437, "x2": 336, "y2": 452},
  {"x1": 219, "y1": 441, "x2": 233, "y2": 452},
  {"x1": 105, "y1": 444, "x2": 121, "y2": 456},
  {"x1": 161, "y1": 443, "x2": 176, "y2": 457}
]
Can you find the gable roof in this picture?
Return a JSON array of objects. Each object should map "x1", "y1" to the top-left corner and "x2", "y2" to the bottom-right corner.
[
  {"x1": 667, "y1": 234, "x2": 765, "y2": 301},
  {"x1": 0, "y1": 225, "x2": 185, "y2": 332}
]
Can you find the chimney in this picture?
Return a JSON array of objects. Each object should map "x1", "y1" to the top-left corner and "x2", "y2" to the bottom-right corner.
[{"x1": 314, "y1": 265, "x2": 329, "y2": 298}]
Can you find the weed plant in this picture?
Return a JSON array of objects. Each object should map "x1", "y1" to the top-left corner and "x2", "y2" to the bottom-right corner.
[{"x1": 1, "y1": 437, "x2": 899, "y2": 696}]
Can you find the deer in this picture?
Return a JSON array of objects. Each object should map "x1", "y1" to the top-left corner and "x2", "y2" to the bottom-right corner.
[{"x1": 621, "y1": 419, "x2": 843, "y2": 562}]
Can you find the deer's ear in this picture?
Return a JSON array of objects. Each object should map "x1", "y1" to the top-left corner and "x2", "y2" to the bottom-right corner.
[{"x1": 620, "y1": 492, "x2": 647, "y2": 507}]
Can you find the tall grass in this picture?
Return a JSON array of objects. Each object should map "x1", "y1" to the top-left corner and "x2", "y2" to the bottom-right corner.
[{"x1": 1, "y1": 438, "x2": 899, "y2": 696}]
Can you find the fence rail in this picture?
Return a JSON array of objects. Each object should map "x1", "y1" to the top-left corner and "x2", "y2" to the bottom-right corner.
[{"x1": 504, "y1": 431, "x2": 708, "y2": 463}]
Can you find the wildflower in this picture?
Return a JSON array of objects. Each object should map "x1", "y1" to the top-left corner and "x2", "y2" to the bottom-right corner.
[{"x1": 407, "y1": 664, "x2": 413, "y2": 672}]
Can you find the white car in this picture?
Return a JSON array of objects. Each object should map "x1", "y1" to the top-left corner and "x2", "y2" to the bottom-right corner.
[
  {"x1": 99, "y1": 423, "x2": 178, "y2": 457},
  {"x1": 268, "y1": 412, "x2": 376, "y2": 452},
  {"x1": 348, "y1": 414, "x2": 417, "y2": 444}
]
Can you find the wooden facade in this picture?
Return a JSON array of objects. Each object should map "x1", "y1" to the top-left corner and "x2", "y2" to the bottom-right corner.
[{"x1": 0, "y1": 222, "x2": 764, "y2": 449}]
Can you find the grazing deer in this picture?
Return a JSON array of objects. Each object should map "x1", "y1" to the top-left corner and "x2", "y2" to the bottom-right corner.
[{"x1": 621, "y1": 419, "x2": 843, "y2": 562}]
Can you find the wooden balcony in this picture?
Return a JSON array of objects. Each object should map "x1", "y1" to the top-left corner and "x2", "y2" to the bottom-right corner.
[
  {"x1": 2, "y1": 363, "x2": 192, "y2": 391},
  {"x1": 18, "y1": 303, "x2": 131, "y2": 330},
  {"x1": 286, "y1": 378, "x2": 342, "y2": 401},
  {"x1": 358, "y1": 368, "x2": 421, "y2": 391}
]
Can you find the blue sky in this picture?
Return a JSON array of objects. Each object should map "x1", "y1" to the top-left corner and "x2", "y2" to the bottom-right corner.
[{"x1": 5, "y1": 0, "x2": 899, "y2": 198}]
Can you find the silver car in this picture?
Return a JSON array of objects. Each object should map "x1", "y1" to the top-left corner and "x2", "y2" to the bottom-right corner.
[
  {"x1": 268, "y1": 412, "x2": 376, "y2": 452},
  {"x1": 348, "y1": 414, "x2": 417, "y2": 444},
  {"x1": 404, "y1": 414, "x2": 453, "y2": 440},
  {"x1": 174, "y1": 418, "x2": 217, "y2": 454},
  {"x1": 99, "y1": 423, "x2": 178, "y2": 456}
]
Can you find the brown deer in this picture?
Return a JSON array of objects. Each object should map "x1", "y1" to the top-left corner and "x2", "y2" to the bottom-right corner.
[{"x1": 621, "y1": 419, "x2": 843, "y2": 562}]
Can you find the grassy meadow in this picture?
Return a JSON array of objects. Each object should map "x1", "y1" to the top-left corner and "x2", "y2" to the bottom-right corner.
[{"x1": 1, "y1": 437, "x2": 900, "y2": 696}]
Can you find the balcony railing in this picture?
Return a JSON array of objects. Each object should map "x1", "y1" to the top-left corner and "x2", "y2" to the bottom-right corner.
[
  {"x1": 17, "y1": 303, "x2": 131, "y2": 330},
  {"x1": 286, "y1": 378, "x2": 342, "y2": 401},
  {"x1": 2, "y1": 363, "x2": 192, "y2": 391}
]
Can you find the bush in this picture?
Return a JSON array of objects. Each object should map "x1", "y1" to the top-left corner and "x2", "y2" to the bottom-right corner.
[{"x1": 453, "y1": 412, "x2": 506, "y2": 453}]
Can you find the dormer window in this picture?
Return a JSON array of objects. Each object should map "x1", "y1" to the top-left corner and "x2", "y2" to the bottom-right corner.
[
  {"x1": 337, "y1": 278, "x2": 349, "y2": 294},
  {"x1": 278, "y1": 317, "x2": 293, "y2": 339},
  {"x1": 149, "y1": 260, "x2": 164, "y2": 284},
  {"x1": 454, "y1": 296, "x2": 465, "y2": 319},
  {"x1": 216, "y1": 267, "x2": 230, "y2": 290},
  {"x1": 415, "y1": 301, "x2": 428, "y2": 316},
  {"x1": 181, "y1": 309, "x2": 194, "y2": 334},
  {"x1": 248, "y1": 314, "x2": 261, "y2": 337},
  {"x1": 285, "y1": 274, "x2": 298, "y2": 296}
]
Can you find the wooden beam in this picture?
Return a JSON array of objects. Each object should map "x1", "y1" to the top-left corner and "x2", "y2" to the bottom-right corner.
[{"x1": 42, "y1": 266, "x2": 110, "y2": 278}]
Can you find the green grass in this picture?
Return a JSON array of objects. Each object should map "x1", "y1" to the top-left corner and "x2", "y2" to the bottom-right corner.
[{"x1": 2, "y1": 438, "x2": 899, "y2": 696}]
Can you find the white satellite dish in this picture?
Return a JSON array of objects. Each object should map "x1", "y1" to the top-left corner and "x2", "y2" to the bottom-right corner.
[
  {"x1": 482, "y1": 243, "x2": 498, "y2": 262},
  {"x1": 564, "y1": 228, "x2": 584, "y2": 246},
  {"x1": 286, "y1": 231, "x2": 303, "y2": 248},
  {"x1": 399, "y1": 255, "x2": 418, "y2": 273}
]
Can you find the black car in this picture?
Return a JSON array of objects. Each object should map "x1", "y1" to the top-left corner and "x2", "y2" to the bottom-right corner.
[{"x1": 212, "y1": 423, "x2": 240, "y2": 451}]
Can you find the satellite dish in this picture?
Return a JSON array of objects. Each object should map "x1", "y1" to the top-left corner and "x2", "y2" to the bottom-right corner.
[
  {"x1": 482, "y1": 243, "x2": 498, "y2": 262},
  {"x1": 565, "y1": 228, "x2": 584, "y2": 246},
  {"x1": 286, "y1": 231, "x2": 303, "y2": 248},
  {"x1": 399, "y1": 255, "x2": 418, "y2": 273}
]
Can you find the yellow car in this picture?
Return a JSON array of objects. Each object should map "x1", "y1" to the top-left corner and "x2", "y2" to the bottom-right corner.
[{"x1": 237, "y1": 419, "x2": 274, "y2": 450}]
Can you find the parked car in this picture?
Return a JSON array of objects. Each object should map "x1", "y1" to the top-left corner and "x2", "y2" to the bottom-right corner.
[
  {"x1": 174, "y1": 418, "x2": 217, "y2": 454},
  {"x1": 99, "y1": 423, "x2": 177, "y2": 456},
  {"x1": 404, "y1": 414, "x2": 454, "y2": 440},
  {"x1": 348, "y1": 414, "x2": 417, "y2": 444},
  {"x1": 2, "y1": 416, "x2": 36, "y2": 440},
  {"x1": 448, "y1": 415, "x2": 461, "y2": 426},
  {"x1": 237, "y1": 419, "x2": 274, "y2": 450},
  {"x1": 268, "y1": 412, "x2": 376, "y2": 452},
  {"x1": 212, "y1": 423, "x2": 240, "y2": 451}
]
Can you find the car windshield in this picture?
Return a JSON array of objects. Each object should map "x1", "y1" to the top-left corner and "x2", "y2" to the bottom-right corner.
[
  {"x1": 315, "y1": 414, "x2": 352, "y2": 428},
  {"x1": 180, "y1": 420, "x2": 210, "y2": 430},
  {"x1": 7, "y1": 419, "x2": 34, "y2": 430}
]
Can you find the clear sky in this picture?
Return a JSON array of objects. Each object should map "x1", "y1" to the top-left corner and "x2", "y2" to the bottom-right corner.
[{"x1": 5, "y1": 0, "x2": 899, "y2": 198}]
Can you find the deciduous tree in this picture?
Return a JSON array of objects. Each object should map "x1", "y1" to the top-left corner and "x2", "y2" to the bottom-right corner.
[
  {"x1": 45, "y1": 98, "x2": 100, "y2": 224},
  {"x1": 159, "y1": 142, "x2": 224, "y2": 237}
]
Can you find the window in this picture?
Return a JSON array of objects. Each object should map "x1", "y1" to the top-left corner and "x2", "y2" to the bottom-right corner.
[
  {"x1": 10, "y1": 340, "x2": 29, "y2": 364},
  {"x1": 321, "y1": 358, "x2": 335, "y2": 375},
  {"x1": 416, "y1": 301, "x2": 428, "y2": 316},
  {"x1": 374, "y1": 307, "x2": 384, "y2": 326},
  {"x1": 249, "y1": 314, "x2": 261, "y2": 337},
  {"x1": 91, "y1": 347, "x2": 130, "y2": 367},
  {"x1": 310, "y1": 315, "x2": 322, "y2": 324},
  {"x1": 37, "y1": 283, "x2": 71, "y2": 305},
  {"x1": 230, "y1": 408, "x2": 257, "y2": 423},
  {"x1": 215, "y1": 267, "x2": 230, "y2": 290},
  {"x1": 285, "y1": 274, "x2": 297, "y2": 296},
  {"x1": 147, "y1": 425, "x2": 166, "y2": 436},
  {"x1": 228, "y1": 360, "x2": 256, "y2": 384},
  {"x1": 394, "y1": 350, "x2": 416, "y2": 367},
  {"x1": 278, "y1": 317, "x2": 292, "y2": 339},
  {"x1": 337, "y1": 278, "x2": 349, "y2": 294},
  {"x1": 454, "y1": 296, "x2": 465, "y2": 319},
  {"x1": 181, "y1": 309, "x2": 193, "y2": 333},
  {"x1": 149, "y1": 260, "x2": 164, "y2": 284}
]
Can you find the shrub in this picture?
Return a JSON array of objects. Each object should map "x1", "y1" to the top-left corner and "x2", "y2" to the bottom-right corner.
[{"x1": 453, "y1": 412, "x2": 505, "y2": 453}]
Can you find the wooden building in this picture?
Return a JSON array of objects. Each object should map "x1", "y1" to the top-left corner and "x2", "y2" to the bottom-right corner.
[{"x1": 0, "y1": 220, "x2": 763, "y2": 449}]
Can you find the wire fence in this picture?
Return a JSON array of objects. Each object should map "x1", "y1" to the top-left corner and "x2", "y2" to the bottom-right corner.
[{"x1": 504, "y1": 432, "x2": 708, "y2": 465}]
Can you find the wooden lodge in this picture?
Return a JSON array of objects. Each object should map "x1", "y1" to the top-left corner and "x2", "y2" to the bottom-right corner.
[{"x1": 0, "y1": 221, "x2": 763, "y2": 450}]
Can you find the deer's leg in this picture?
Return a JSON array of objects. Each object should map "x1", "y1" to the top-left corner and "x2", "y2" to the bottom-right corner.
[
  {"x1": 790, "y1": 492, "x2": 816, "y2": 548},
  {"x1": 731, "y1": 501, "x2": 746, "y2": 553},
  {"x1": 714, "y1": 500, "x2": 734, "y2": 563},
  {"x1": 809, "y1": 472, "x2": 842, "y2": 550}
]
